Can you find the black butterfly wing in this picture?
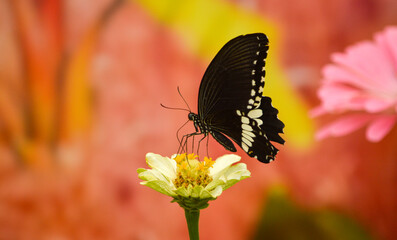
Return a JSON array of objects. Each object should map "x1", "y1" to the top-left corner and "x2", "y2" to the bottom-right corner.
[
  {"x1": 222, "y1": 96, "x2": 285, "y2": 163},
  {"x1": 206, "y1": 96, "x2": 284, "y2": 163},
  {"x1": 197, "y1": 33, "x2": 284, "y2": 163},
  {"x1": 198, "y1": 33, "x2": 269, "y2": 116}
]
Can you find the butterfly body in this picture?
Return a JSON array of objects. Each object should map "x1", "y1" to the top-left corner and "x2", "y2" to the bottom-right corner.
[
  {"x1": 188, "y1": 33, "x2": 284, "y2": 163},
  {"x1": 188, "y1": 112, "x2": 237, "y2": 152}
]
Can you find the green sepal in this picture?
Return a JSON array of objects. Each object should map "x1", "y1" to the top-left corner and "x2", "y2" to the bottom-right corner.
[{"x1": 172, "y1": 196, "x2": 216, "y2": 211}]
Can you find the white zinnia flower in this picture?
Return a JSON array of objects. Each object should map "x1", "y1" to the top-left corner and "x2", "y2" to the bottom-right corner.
[{"x1": 137, "y1": 153, "x2": 251, "y2": 210}]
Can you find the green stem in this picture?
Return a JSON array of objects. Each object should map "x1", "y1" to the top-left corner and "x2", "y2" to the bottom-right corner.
[{"x1": 184, "y1": 209, "x2": 200, "y2": 240}]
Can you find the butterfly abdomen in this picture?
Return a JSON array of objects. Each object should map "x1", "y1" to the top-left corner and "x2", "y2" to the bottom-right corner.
[{"x1": 210, "y1": 131, "x2": 237, "y2": 152}]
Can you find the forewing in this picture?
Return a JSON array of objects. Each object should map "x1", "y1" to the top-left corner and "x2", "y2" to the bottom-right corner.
[{"x1": 198, "y1": 33, "x2": 269, "y2": 118}]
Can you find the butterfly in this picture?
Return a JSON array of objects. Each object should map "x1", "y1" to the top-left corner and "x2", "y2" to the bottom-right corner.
[{"x1": 184, "y1": 33, "x2": 285, "y2": 163}]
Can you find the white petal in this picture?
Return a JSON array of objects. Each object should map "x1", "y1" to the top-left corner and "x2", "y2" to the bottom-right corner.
[
  {"x1": 146, "y1": 153, "x2": 177, "y2": 180},
  {"x1": 138, "y1": 168, "x2": 172, "y2": 185},
  {"x1": 223, "y1": 163, "x2": 250, "y2": 178},
  {"x1": 206, "y1": 163, "x2": 251, "y2": 192},
  {"x1": 175, "y1": 185, "x2": 192, "y2": 198},
  {"x1": 199, "y1": 188, "x2": 216, "y2": 199},
  {"x1": 137, "y1": 169, "x2": 159, "y2": 181},
  {"x1": 205, "y1": 179, "x2": 226, "y2": 192},
  {"x1": 209, "y1": 154, "x2": 241, "y2": 179},
  {"x1": 208, "y1": 186, "x2": 223, "y2": 198},
  {"x1": 141, "y1": 180, "x2": 177, "y2": 197},
  {"x1": 221, "y1": 163, "x2": 251, "y2": 190},
  {"x1": 192, "y1": 185, "x2": 204, "y2": 198}
]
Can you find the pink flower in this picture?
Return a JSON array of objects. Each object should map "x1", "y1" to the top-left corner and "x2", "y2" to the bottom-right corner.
[{"x1": 312, "y1": 26, "x2": 397, "y2": 142}]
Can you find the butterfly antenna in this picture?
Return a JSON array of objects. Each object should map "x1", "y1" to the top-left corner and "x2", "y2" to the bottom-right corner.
[
  {"x1": 160, "y1": 103, "x2": 190, "y2": 112},
  {"x1": 177, "y1": 86, "x2": 191, "y2": 112}
]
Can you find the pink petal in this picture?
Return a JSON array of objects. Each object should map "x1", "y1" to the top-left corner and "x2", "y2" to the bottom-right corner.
[
  {"x1": 375, "y1": 26, "x2": 397, "y2": 73},
  {"x1": 315, "y1": 124, "x2": 335, "y2": 140},
  {"x1": 317, "y1": 81, "x2": 396, "y2": 113},
  {"x1": 318, "y1": 83, "x2": 365, "y2": 111},
  {"x1": 322, "y1": 64, "x2": 371, "y2": 90},
  {"x1": 366, "y1": 115, "x2": 397, "y2": 142},
  {"x1": 332, "y1": 41, "x2": 397, "y2": 93},
  {"x1": 364, "y1": 98, "x2": 396, "y2": 113},
  {"x1": 316, "y1": 114, "x2": 375, "y2": 140},
  {"x1": 318, "y1": 83, "x2": 357, "y2": 106},
  {"x1": 309, "y1": 106, "x2": 326, "y2": 117}
]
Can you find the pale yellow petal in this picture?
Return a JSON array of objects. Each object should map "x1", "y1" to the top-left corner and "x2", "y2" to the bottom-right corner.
[
  {"x1": 141, "y1": 180, "x2": 177, "y2": 197},
  {"x1": 146, "y1": 153, "x2": 177, "y2": 180},
  {"x1": 208, "y1": 185, "x2": 223, "y2": 198},
  {"x1": 210, "y1": 154, "x2": 241, "y2": 179},
  {"x1": 175, "y1": 185, "x2": 192, "y2": 198}
]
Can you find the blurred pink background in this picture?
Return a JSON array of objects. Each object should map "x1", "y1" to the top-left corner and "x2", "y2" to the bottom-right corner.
[{"x1": 1, "y1": 0, "x2": 397, "y2": 239}]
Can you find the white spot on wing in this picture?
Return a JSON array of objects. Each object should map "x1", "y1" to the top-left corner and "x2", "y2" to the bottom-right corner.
[
  {"x1": 241, "y1": 142, "x2": 249, "y2": 152},
  {"x1": 255, "y1": 119, "x2": 263, "y2": 127},
  {"x1": 243, "y1": 129, "x2": 255, "y2": 138},
  {"x1": 242, "y1": 137, "x2": 252, "y2": 147},
  {"x1": 248, "y1": 109, "x2": 263, "y2": 118},
  {"x1": 258, "y1": 86, "x2": 264, "y2": 94},
  {"x1": 242, "y1": 132, "x2": 254, "y2": 143},
  {"x1": 242, "y1": 124, "x2": 253, "y2": 131},
  {"x1": 241, "y1": 116, "x2": 249, "y2": 124}
]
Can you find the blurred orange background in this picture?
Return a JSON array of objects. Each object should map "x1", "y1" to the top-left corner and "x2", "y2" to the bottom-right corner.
[{"x1": 1, "y1": 0, "x2": 397, "y2": 239}]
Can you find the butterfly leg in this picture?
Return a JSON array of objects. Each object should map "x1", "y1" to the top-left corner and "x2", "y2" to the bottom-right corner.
[
  {"x1": 178, "y1": 132, "x2": 196, "y2": 154},
  {"x1": 196, "y1": 134, "x2": 208, "y2": 157},
  {"x1": 178, "y1": 134, "x2": 189, "y2": 154},
  {"x1": 177, "y1": 134, "x2": 188, "y2": 154},
  {"x1": 178, "y1": 132, "x2": 203, "y2": 155},
  {"x1": 206, "y1": 136, "x2": 210, "y2": 157},
  {"x1": 191, "y1": 134, "x2": 196, "y2": 154},
  {"x1": 176, "y1": 119, "x2": 191, "y2": 148}
]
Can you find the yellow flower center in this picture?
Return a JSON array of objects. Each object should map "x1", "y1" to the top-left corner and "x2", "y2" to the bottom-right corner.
[{"x1": 173, "y1": 153, "x2": 215, "y2": 188}]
